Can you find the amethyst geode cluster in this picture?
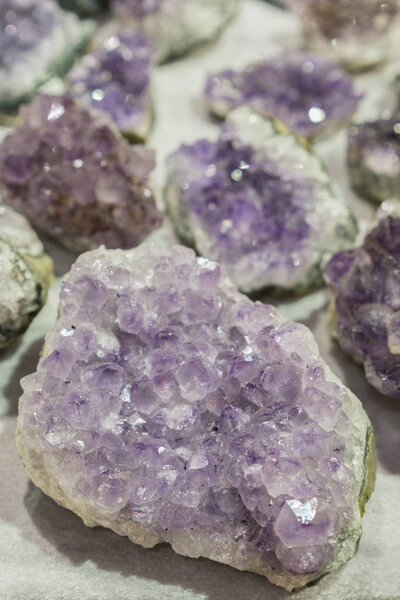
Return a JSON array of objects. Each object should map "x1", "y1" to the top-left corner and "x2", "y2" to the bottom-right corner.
[
  {"x1": 17, "y1": 243, "x2": 374, "y2": 590},
  {"x1": 205, "y1": 54, "x2": 361, "y2": 141},
  {"x1": 348, "y1": 115, "x2": 400, "y2": 204},
  {"x1": 290, "y1": 0, "x2": 400, "y2": 71},
  {"x1": 68, "y1": 33, "x2": 153, "y2": 141},
  {"x1": 165, "y1": 107, "x2": 357, "y2": 293},
  {"x1": 0, "y1": 0, "x2": 92, "y2": 108},
  {"x1": 324, "y1": 213, "x2": 400, "y2": 399},
  {"x1": 106, "y1": 0, "x2": 238, "y2": 63},
  {"x1": 0, "y1": 94, "x2": 162, "y2": 253}
]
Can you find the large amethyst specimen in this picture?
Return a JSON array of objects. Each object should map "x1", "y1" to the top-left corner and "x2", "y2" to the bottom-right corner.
[
  {"x1": 68, "y1": 33, "x2": 153, "y2": 141},
  {"x1": 0, "y1": 94, "x2": 162, "y2": 253},
  {"x1": 165, "y1": 107, "x2": 357, "y2": 294},
  {"x1": 324, "y1": 212, "x2": 400, "y2": 398},
  {"x1": 106, "y1": 0, "x2": 238, "y2": 63},
  {"x1": 0, "y1": 0, "x2": 92, "y2": 108},
  {"x1": 17, "y1": 242, "x2": 374, "y2": 590},
  {"x1": 290, "y1": 0, "x2": 400, "y2": 71},
  {"x1": 205, "y1": 54, "x2": 361, "y2": 141},
  {"x1": 348, "y1": 115, "x2": 400, "y2": 203}
]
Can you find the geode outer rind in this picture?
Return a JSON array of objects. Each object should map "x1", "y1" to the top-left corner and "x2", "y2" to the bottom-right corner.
[
  {"x1": 324, "y1": 214, "x2": 400, "y2": 398},
  {"x1": 0, "y1": 94, "x2": 162, "y2": 253},
  {"x1": 204, "y1": 54, "x2": 361, "y2": 141},
  {"x1": 165, "y1": 107, "x2": 357, "y2": 294},
  {"x1": 0, "y1": 0, "x2": 92, "y2": 108},
  {"x1": 0, "y1": 204, "x2": 53, "y2": 348},
  {"x1": 290, "y1": 0, "x2": 400, "y2": 71},
  {"x1": 106, "y1": 0, "x2": 238, "y2": 63},
  {"x1": 348, "y1": 116, "x2": 400, "y2": 204},
  {"x1": 17, "y1": 243, "x2": 374, "y2": 590},
  {"x1": 67, "y1": 33, "x2": 153, "y2": 142}
]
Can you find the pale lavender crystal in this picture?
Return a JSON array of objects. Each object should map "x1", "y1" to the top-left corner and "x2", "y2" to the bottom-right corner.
[
  {"x1": 205, "y1": 54, "x2": 361, "y2": 141},
  {"x1": 17, "y1": 243, "x2": 374, "y2": 590},
  {"x1": 0, "y1": 0, "x2": 92, "y2": 107},
  {"x1": 0, "y1": 94, "x2": 162, "y2": 253},
  {"x1": 67, "y1": 33, "x2": 153, "y2": 141},
  {"x1": 112, "y1": 0, "x2": 161, "y2": 16},
  {"x1": 290, "y1": 0, "x2": 400, "y2": 71},
  {"x1": 165, "y1": 108, "x2": 357, "y2": 293},
  {"x1": 324, "y1": 214, "x2": 400, "y2": 399},
  {"x1": 348, "y1": 115, "x2": 400, "y2": 203}
]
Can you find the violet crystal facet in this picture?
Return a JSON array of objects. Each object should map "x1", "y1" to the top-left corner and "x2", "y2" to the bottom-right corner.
[
  {"x1": 68, "y1": 33, "x2": 153, "y2": 141},
  {"x1": 0, "y1": 94, "x2": 162, "y2": 253},
  {"x1": 205, "y1": 54, "x2": 361, "y2": 141},
  {"x1": 0, "y1": 0, "x2": 92, "y2": 108},
  {"x1": 17, "y1": 242, "x2": 374, "y2": 590},
  {"x1": 348, "y1": 114, "x2": 400, "y2": 204},
  {"x1": 324, "y1": 209, "x2": 400, "y2": 398},
  {"x1": 165, "y1": 107, "x2": 357, "y2": 293}
]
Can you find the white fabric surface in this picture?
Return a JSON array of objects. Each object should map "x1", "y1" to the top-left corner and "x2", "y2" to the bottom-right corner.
[{"x1": 1, "y1": 1, "x2": 400, "y2": 598}]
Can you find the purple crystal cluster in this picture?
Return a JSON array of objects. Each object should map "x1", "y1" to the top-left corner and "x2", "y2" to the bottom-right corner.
[
  {"x1": 112, "y1": 0, "x2": 162, "y2": 17},
  {"x1": 0, "y1": 0, "x2": 91, "y2": 107},
  {"x1": 0, "y1": 94, "x2": 162, "y2": 253},
  {"x1": 68, "y1": 33, "x2": 153, "y2": 141},
  {"x1": 205, "y1": 54, "x2": 361, "y2": 141},
  {"x1": 290, "y1": 0, "x2": 400, "y2": 71},
  {"x1": 165, "y1": 108, "x2": 357, "y2": 293},
  {"x1": 324, "y1": 215, "x2": 400, "y2": 399},
  {"x1": 17, "y1": 243, "x2": 373, "y2": 589},
  {"x1": 348, "y1": 115, "x2": 400, "y2": 203}
]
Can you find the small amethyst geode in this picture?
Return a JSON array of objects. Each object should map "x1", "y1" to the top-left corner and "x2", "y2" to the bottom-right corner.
[
  {"x1": 0, "y1": 94, "x2": 162, "y2": 253},
  {"x1": 107, "y1": 0, "x2": 238, "y2": 63},
  {"x1": 205, "y1": 54, "x2": 361, "y2": 141},
  {"x1": 348, "y1": 114, "x2": 400, "y2": 203},
  {"x1": 165, "y1": 107, "x2": 357, "y2": 293},
  {"x1": 17, "y1": 242, "x2": 374, "y2": 590},
  {"x1": 68, "y1": 33, "x2": 153, "y2": 141},
  {"x1": 324, "y1": 212, "x2": 400, "y2": 398},
  {"x1": 290, "y1": 0, "x2": 400, "y2": 71}
]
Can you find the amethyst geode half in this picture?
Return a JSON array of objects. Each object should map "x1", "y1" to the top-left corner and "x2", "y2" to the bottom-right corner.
[
  {"x1": 324, "y1": 212, "x2": 400, "y2": 398},
  {"x1": 290, "y1": 0, "x2": 400, "y2": 71},
  {"x1": 0, "y1": 0, "x2": 92, "y2": 108},
  {"x1": 205, "y1": 54, "x2": 361, "y2": 141},
  {"x1": 0, "y1": 94, "x2": 162, "y2": 253},
  {"x1": 17, "y1": 243, "x2": 374, "y2": 590},
  {"x1": 68, "y1": 33, "x2": 153, "y2": 141},
  {"x1": 165, "y1": 107, "x2": 357, "y2": 293},
  {"x1": 106, "y1": 0, "x2": 238, "y2": 63},
  {"x1": 348, "y1": 115, "x2": 400, "y2": 203}
]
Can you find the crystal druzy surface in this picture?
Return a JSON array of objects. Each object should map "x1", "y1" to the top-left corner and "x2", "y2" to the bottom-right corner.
[
  {"x1": 324, "y1": 213, "x2": 400, "y2": 398},
  {"x1": 108, "y1": 0, "x2": 238, "y2": 63},
  {"x1": 0, "y1": 94, "x2": 162, "y2": 253},
  {"x1": 290, "y1": 0, "x2": 400, "y2": 71},
  {"x1": 17, "y1": 243, "x2": 374, "y2": 590},
  {"x1": 165, "y1": 107, "x2": 357, "y2": 293},
  {"x1": 0, "y1": 204, "x2": 53, "y2": 348},
  {"x1": 0, "y1": 0, "x2": 92, "y2": 108},
  {"x1": 68, "y1": 33, "x2": 153, "y2": 141},
  {"x1": 348, "y1": 115, "x2": 400, "y2": 204},
  {"x1": 205, "y1": 54, "x2": 361, "y2": 141}
]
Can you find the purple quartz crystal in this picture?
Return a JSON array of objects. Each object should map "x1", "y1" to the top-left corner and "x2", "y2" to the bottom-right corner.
[
  {"x1": 67, "y1": 33, "x2": 153, "y2": 141},
  {"x1": 0, "y1": 94, "x2": 162, "y2": 253},
  {"x1": 17, "y1": 243, "x2": 374, "y2": 590},
  {"x1": 290, "y1": 0, "x2": 400, "y2": 71},
  {"x1": 205, "y1": 54, "x2": 361, "y2": 141},
  {"x1": 348, "y1": 114, "x2": 400, "y2": 203},
  {"x1": 165, "y1": 107, "x2": 357, "y2": 293},
  {"x1": 0, "y1": 0, "x2": 92, "y2": 107},
  {"x1": 324, "y1": 215, "x2": 400, "y2": 399},
  {"x1": 112, "y1": 0, "x2": 162, "y2": 16}
]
